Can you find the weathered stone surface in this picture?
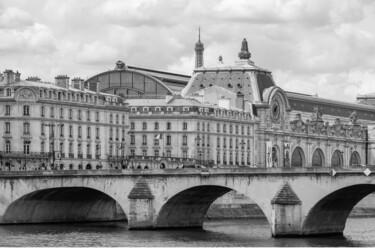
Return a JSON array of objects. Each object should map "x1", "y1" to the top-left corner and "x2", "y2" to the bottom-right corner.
[
  {"x1": 271, "y1": 182, "x2": 301, "y2": 205},
  {"x1": 128, "y1": 177, "x2": 154, "y2": 199}
]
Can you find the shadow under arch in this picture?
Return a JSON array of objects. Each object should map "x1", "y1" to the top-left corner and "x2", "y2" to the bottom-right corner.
[
  {"x1": 2, "y1": 187, "x2": 127, "y2": 224},
  {"x1": 302, "y1": 184, "x2": 375, "y2": 236},
  {"x1": 155, "y1": 185, "x2": 268, "y2": 229}
]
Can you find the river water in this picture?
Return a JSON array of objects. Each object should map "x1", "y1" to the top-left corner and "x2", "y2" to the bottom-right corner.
[{"x1": 0, "y1": 218, "x2": 374, "y2": 247}]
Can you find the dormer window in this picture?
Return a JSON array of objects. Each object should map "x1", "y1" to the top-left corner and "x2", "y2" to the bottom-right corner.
[
  {"x1": 143, "y1": 107, "x2": 149, "y2": 112},
  {"x1": 183, "y1": 107, "x2": 190, "y2": 112},
  {"x1": 167, "y1": 107, "x2": 173, "y2": 112},
  {"x1": 131, "y1": 107, "x2": 137, "y2": 113}
]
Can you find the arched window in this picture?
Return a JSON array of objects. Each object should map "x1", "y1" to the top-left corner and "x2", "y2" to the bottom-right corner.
[
  {"x1": 331, "y1": 150, "x2": 343, "y2": 167},
  {"x1": 312, "y1": 149, "x2": 325, "y2": 167},
  {"x1": 350, "y1": 151, "x2": 361, "y2": 166},
  {"x1": 291, "y1": 147, "x2": 305, "y2": 167}
]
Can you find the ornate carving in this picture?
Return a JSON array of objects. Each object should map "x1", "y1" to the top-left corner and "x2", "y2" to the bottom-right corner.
[
  {"x1": 349, "y1": 111, "x2": 358, "y2": 125},
  {"x1": 290, "y1": 114, "x2": 307, "y2": 133},
  {"x1": 18, "y1": 89, "x2": 34, "y2": 99},
  {"x1": 290, "y1": 111, "x2": 367, "y2": 140},
  {"x1": 311, "y1": 106, "x2": 323, "y2": 121}
]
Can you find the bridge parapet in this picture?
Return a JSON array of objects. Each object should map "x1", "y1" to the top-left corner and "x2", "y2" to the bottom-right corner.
[{"x1": 0, "y1": 166, "x2": 373, "y2": 177}]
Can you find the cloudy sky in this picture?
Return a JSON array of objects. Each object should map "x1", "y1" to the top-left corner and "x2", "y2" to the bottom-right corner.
[{"x1": 1, "y1": 0, "x2": 375, "y2": 102}]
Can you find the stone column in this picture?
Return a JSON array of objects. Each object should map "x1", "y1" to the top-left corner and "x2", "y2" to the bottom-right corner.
[
  {"x1": 127, "y1": 177, "x2": 155, "y2": 229},
  {"x1": 271, "y1": 182, "x2": 302, "y2": 237}
]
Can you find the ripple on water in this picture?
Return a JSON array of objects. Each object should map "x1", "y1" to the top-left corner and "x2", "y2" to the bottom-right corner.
[{"x1": 0, "y1": 218, "x2": 374, "y2": 247}]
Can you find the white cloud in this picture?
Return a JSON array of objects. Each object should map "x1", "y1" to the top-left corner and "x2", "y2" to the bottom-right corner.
[
  {"x1": 0, "y1": 0, "x2": 375, "y2": 103},
  {"x1": 0, "y1": 7, "x2": 33, "y2": 29}
]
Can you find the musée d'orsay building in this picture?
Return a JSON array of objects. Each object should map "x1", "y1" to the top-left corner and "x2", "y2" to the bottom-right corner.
[{"x1": 0, "y1": 34, "x2": 374, "y2": 171}]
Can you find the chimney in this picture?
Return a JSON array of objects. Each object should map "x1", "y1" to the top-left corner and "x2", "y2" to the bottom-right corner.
[
  {"x1": 71, "y1": 77, "x2": 84, "y2": 90},
  {"x1": 26, "y1": 76, "x2": 41, "y2": 82},
  {"x1": 15, "y1": 71, "x2": 21, "y2": 82},
  {"x1": 3, "y1": 70, "x2": 15, "y2": 84},
  {"x1": 236, "y1": 91, "x2": 244, "y2": 110},
  {"x1": 55, "y1": 75, "x2": 70, "y2": 89}
]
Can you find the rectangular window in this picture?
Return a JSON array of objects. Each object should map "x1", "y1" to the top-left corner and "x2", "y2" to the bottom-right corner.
[
  {"x1": 131, "y1": 135, "x2": 135, "y2": 145},
  {"x1": 69, "y1": 109, "x2": 73, "y2": 119},
  {"x1": 154, "y1": 150, "x2": 159, "y2": 157},
  {"x1": 5, "y1": 122, "x2": 10, "y2": 134},
  {"x1": 23, "y1": 123, "x2": 30, "y2": 134},
  {"x1": 166, "y1": 135, "x2": 171, "y2": 146},
  {"x1": 96, "y1": 127, "x2": 99, "y2": 139},
  {"x1": 142, "y1": 122, "x2": 147, "y2": 130},
  {"x1": 217, "y1": 123, "x2": 220, "y2": 132},
  {"x1": 23, "y1": 141, "x2": 30, "y2": 154},
  {"x1": 60, "y1": 126, "x2": 64, "y2": 137},
  {"x1": 78, "y1": 126, "x2": 82, "y2": 138},
  {"x1": 167, "y1": 122, "x2": 171, "y2": 130},
  {"x1": 50, "y1": 107, "x2": 54, "y2": 118},
  {"x1": 96, "y1": 111, "x2": 99, "y2": 122},
  {"x1": 5, "y1": 105, "x2": 10, "y2": 116},
  {"x1": 142, "y1": 135, "x2": 147, "y2": 145},
  {"x1": 142, "y1": 150, "x2": 147, "y2": 156},
  {"x1": 131, "y1": 122, "x2": 135, "y2": 130},
  {"x1": 217, "y1": 138, "x2": 220, "y2": 148},
  {"x1": 87, "y1": 111, "x2": 90, "y2": 121},
  {"x1": 183, "y1": 122, "x2": 187, "y2": 130},
  {"x1": 69, "y1": 125, "x2": 73, "y2": 137},
  {"x1": 23, "y1": 105, "x2": 30, "y2": 116},
  {"x1": 78, "y1": 110, "x2": 81, "y2": 120},
  {"x1": 5, "y1": 141, "x2": 11, "y2": 153},
  {"x1": 183, "y1": 150, "x2": 187, "y2": 158},
  {"x1": 41, "y1": 124, "x2": 45, "y2": 136},
  {"x1": 60, "y1": 108, "x2": 64, "y2": 118},
  {"x1": 154, "y1": 122, "x2": 159, "y2": 130},
  {"x1": 183, "y1": 135, "x2": 187, "y2": 145},
  {"x1": 87, "y1": 127, "x2": 91, "y2": 139},
  {"x1": 166, "y1": 150, "x2": 171, "y2": 157}
]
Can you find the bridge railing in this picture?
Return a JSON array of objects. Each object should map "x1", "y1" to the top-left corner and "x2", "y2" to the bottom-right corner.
[{"x1": 0, "y1": 166, "x2": 373, "y2": 177}]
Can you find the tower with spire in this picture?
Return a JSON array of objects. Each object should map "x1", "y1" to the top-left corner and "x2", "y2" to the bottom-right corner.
[{"x1": 194, "y1": 27, "x2": 204, "y2": 68}]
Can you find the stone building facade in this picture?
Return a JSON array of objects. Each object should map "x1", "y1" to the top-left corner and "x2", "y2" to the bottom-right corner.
[{"x1": 0, "y1": 70, "x2": 129, "y2": 171}]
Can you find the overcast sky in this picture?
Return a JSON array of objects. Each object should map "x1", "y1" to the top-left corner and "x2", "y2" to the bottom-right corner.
[{"x1": 1, "y1": 0, "x2": 375, "y2": 102}]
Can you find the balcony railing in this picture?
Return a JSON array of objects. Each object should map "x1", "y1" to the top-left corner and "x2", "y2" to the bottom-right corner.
[{"x1": 0, "y1": 151, "x2": 50, "y2": 158}]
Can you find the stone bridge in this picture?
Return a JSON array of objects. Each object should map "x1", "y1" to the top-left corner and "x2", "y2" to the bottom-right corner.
[{"x1": 0, "y1": 167, "x2": 374, "y2": 237}]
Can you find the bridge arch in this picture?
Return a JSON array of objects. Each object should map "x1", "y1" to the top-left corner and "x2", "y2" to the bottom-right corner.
[
  {"x1": 2, "y1": 187, "x2": 127, "y2": 224},
  {"x1": 291, "y1": 146, "x2": 305, "y2": 167},
  {"x1": 155, "y1": 185, "x2": 269, "y2": 229},
  {"x1": 302, "y1": 184, "x2": 375, "y2": 236}
]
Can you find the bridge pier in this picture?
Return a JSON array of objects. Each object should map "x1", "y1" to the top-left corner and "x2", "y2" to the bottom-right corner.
[
  {"x1": 127, "y1": 177, "x2": 155, "y2": 229},
  {"x1": 271, "y1": 183, "x2": 303, "y2": 237}
]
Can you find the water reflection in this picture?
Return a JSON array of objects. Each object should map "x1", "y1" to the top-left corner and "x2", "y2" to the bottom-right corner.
[{"x1": 0, "y1": 218, "x2": 373, "y2": 247}]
